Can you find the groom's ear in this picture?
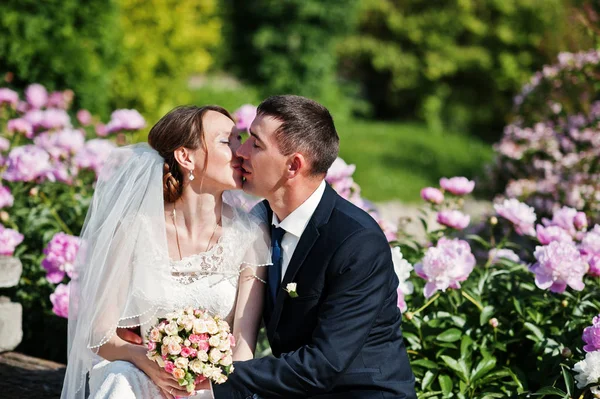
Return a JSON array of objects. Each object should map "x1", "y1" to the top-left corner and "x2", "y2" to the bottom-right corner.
[
  {"x1": 173, "y1": 146, "x2": 195, "y2": 171},
  {"x1": 286, "y1": 153, "x2": 306, "y2": 179}
]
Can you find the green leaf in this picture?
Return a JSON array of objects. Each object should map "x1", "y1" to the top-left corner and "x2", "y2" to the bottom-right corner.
[
  {"x1": 437, "y1": 328, "x2": 463, "y2": 343},
  {"x1": 441, "y1": 355, "x2": 468, "y2": 382},
  {"x1": 524, "y1": 322, "x2": 544, "y2": 341},
  {"x1": 480, "y1": 305, "x2": 495, "y2": 326},
  {"x1": 561, "y1": 364, "x2": 574, "y2": 397},
  {"x1": 532, "y1": 386, "x2": 567, "y2": 396},
  {"x1": 411, "y1": 359, "x2": 439, "y2": 369},
  {"x1": 512, "y1": 297, "x2": 523, "y2": 316},
  {"x1": 439, "y1": 374, "x2": 453, "y2": 396},
  {"x1": 460, "y1": 335, "x2": 473, "y2": 360},
  {"x1": 466, "y1": 234, "x2": 491, "y2": 249},
  {"x1": 421, "y1": 370, "x2": 436, "y2": 390},
  {"x1": 470, "y1": 356, "x2": 497, "y2": 383}
]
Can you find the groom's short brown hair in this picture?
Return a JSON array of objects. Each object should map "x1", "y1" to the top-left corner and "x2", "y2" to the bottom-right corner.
[{"x1": 257, "y1": 95, "x2": 339, "y2": 175}]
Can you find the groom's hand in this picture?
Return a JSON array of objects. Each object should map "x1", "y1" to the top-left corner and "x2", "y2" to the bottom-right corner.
[{"x1": 117, "y1": 327, "x2": 143, "y2": 345}]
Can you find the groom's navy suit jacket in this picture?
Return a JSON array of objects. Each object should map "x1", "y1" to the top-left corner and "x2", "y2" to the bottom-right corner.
[{"x1": 214, "y1": 184, "x2": 416, "y2": 398}]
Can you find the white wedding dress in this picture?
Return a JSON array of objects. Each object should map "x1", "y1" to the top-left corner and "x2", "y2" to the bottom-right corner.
[{"x1": 60, "y1": 145, "x2": 270, "y2": 399}]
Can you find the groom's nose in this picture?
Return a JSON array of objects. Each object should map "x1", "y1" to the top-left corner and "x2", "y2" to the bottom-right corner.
[{"x1": 236, "y1": 139, "x2": 250, "y2": 160}]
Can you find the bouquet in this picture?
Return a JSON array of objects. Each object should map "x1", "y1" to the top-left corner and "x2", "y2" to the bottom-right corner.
[{"x1": 146, "y1": 307, "x2": 235, "y2": 393}]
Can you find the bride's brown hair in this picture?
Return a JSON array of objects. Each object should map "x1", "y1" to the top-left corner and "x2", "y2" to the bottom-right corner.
[{"x1": 148, "y1": 105, "x2": 234, "y2": 203}]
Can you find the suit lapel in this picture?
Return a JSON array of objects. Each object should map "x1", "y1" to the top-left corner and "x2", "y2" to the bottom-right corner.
[{"x1": 266, "y1": 184, "x2": 338, "y2": 338}]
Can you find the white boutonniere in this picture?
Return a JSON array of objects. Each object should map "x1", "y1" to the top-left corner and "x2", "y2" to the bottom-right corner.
[{"x1": 285, "y1": 283, "x2": 298, "y2": 298}]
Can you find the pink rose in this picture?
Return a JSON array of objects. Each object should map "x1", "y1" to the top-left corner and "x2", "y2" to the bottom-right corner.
[
  {"x1": 172, "y1": 368, "x2": 185, "y2": 380},
  {"x1": 189, "y1": 334, "x2": 201, "y2": 344},
  {"x1": 180, "y1": 346, "x2": 193, "y2": 358},
  {"x1": 164, "y1": 361, "x2": 175, "y2": 373},
  {"x1": 229, "y1": 334, "x2": 236, "y2": 348},
  {"x1": 197, "y1": 340, "x2": 210, "y2": 352},
  {"x1": 147, "y1": 341, "x2": 156, "y2": 351}
]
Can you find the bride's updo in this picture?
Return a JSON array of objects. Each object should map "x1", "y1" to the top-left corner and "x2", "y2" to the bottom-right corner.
[{"x1": 148, "y1": 105, "x2": 234, "y2": 203}]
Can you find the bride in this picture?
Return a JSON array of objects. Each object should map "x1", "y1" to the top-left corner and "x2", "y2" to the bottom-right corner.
[{"x1": 60, "y1": 106, "x2": 271, "y2": 399}]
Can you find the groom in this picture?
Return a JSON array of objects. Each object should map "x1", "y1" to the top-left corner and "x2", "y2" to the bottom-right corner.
[{"x1": 212, "y1": 95, "x2": 416, "y2": 398}]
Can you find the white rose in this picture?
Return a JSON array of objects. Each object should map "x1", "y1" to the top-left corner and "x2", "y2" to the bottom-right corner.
[
  {"x1": 220, "y1": 354, "x2": 233, "y2": 366},
  {"x1": 217, "y1": 320, "x2": 229, "y2": 333},
  {"x1": 149, "y1": 328, "x2": 162, "y2": 343},
  {"x1": 161, "y1": 345, "x2": 169, "y2": 357},
  {"x1": 178, "y1": 315, "x2": 194, "y2": 332},
  {"x1": 165, "y1": 321, "x2": 179, "y2": 336},
  {"x1": 206, "y1": 319, "x2": 219, "y2": 335},
  {"x1": 193, "y1": 319, "x2": 208, "y2": 334},
  {"x1": 189, "y1": 359, "x2": 204, "y2": 374},
  {"x1": 215, "y1": 374, "x2": 227, "y2": 384},
  {"x1": 184, "y1": 306, "x2": 194, "y2": 315},
  {"x1": 184, "y1": 339, "x2": 191, "y2": 347},
  {"x1": 174, "y1": 357, "x2": 189, "y2": 370},
  {"x1": 209, "y1": 348, "x2": 222, "y2": 363},
  {"x1": 197, "y1": 350, "x2": 209, "y2": 362},
  {"x1": 286, "y1": 282, "x2": 297, "y2": 292},
  {"x1": 209, "y1": 335, "x2": 221, "y2": 347},
  {"x1": 167, "y1": 342, "x2": 182, "y2": 355},
  {"x1": 218, "y1": 340, "x2": 231, "y2": 352}
]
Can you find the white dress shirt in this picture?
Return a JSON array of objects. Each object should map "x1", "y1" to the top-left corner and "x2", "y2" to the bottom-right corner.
[{"x1": 272, "y1": 180, "x2": 326, "y2": 281}]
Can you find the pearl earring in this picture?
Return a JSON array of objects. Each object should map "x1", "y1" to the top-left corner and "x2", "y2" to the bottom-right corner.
[{"x1": 189, "y1": 170, "x2": 195, "y2": 181}]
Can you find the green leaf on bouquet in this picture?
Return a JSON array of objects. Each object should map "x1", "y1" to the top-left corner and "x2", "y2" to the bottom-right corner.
[
  {"x1": 437, "y1": 328, "x2": 463, "y2": 343},
  {"x1": 439, "y1": 374, "x2": 453, "y2": 396},
  {"x1": 421, "y1": 370, "x2": 436, "y2": 390},
  {"x1": 532, "y1": 386, "x2": 567, "y2": 396},
  {"x1": 479, "y1": 305, "x2": 495, "y2": 326}
]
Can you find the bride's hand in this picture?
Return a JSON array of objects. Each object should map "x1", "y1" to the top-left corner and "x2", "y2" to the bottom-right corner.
[{"x1": 129, "y1": 346, "x2": 194, "y2": 398}]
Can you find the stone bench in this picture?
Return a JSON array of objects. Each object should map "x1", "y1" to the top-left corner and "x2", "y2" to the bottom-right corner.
[{"x1": 0, "y1": 352, "x2": 66, "y2": 398}]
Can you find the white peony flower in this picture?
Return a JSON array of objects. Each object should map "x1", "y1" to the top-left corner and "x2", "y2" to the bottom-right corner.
[
  {"x1": 391, "y1": 247, "x2": 414, "y2": 296},
  {"x1": 574, "y1": 351, "x2": 600, "y2": 388}
]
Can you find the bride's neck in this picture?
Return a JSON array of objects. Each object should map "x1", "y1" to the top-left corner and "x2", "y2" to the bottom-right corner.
[{"x1": 175, "y1": 188, "x2": 223, "y2": 235}]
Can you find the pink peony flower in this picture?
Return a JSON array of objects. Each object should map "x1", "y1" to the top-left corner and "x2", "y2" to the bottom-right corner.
[
  {"x1": 326, "y1": 158, "x2": 358, "y2": 200},
  {"x1": 582, "y1": 315, "x2": 600, "y2": 352},
  {"x1": 494, "y1": 198, "x2": 537, "y2": 236},
  {"x1": 420, "y1": 187, "x2": 444, "y2": 204},
  {"x1": 437, "y1": 210, "x2": 470, "y2": 230},
  {"x1": 105, "y1": 109, "x2": 146, "y2": 133},
  {"x1": 41, "y1": 232, "x2": 81, "y2": 283},
  {"x1": 0, "y1": 186, "x2": 14, "y2": 209},
  {"x1": 580, "y1": 225, "x2": 600, "y2": 277},
  {"x1": 574, "y1": 212, "x2": 588, "y2": 230},
  {"x1": 439, "y1": 177, "x2": 475, "y2": 195},
  {"x1": 40, "y1": 109, "x2": 71, "y2": 130},
  {"x1": 95, "y1": 123, "x2": 108, "y2": 137},
  {"x1": 74, "y1": 139, "x2": 116, "y2": 176},
  {"x1": 0, "y1": 137, "x2": 9, "y2": 152},
  {"x1": 7, "y1": 118, "x2": 34, "y2": 139},
  {"x1": 2, "y1": 145, "x2": 52, "y2": 182},
  {"x1": 0, "y1": 225, "x2": 24, "y2": 256},
  {"x1": 34, "y1": 129, "x2": 85, "y2": 159},
  {"x1": 233, "y1": 104, "x2": 257, "y2": 130},
  {"x1": 50, "y1": 283, "x2": 70, "y2": 318},
  {"x1": 25, "y1": 84, "x2": 48, "y2": 109},
  {"x1": 489, "y1": 248, "x2": 520, "y2": 264},
  {"x1": 542, "y1": 206, "x2": 580, "y2": 237},
  {"x1": 396, "y1": 287, "x2": 407, "y2": 313},
  {"x1": 0, "y1": 88, "x2": 19, "y2": 107},
  {"x1": 414, "y1": 238, "x2": 476, "y2": 298},
  {"x1": 76, "y1": 109, "x2": 93, "y2": 126},
  {"x1": 47, "y1": 91, "x2": 70, "y2": 109},
  {"x1": 536, "y1": 224, "x2": 573, "y2": 245},
  {"x1": 530, "y1": 241, "x2": 587, "y2": 293}
]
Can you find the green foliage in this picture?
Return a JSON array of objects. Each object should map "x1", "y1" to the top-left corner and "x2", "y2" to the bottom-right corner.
[
  {"x1": 110, "y1": 0, "x2": 222, "y2": 121},
  {"x1": 222, "y1": 0, "x2": 360, "y2": 119},
  {"x1": 0, "y1": 0, "x2": 121, "y2": 116},
  {"x1": 337, "y1": 0, "x2": 596, "y2": 140}
]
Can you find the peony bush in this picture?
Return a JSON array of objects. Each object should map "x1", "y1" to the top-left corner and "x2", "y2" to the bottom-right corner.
[{"x1": 0, "y1": 82, "x2": 145, "y2": 360}]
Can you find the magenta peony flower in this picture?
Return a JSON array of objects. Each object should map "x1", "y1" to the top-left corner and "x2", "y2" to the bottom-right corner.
[
  {"x1": 3, "y1": 145, "x2": 51, "y2": 182},
  {"x1": 326, "y1": 157, "x2": 357, "y2": 200},
  {"x1": 542, "y1": 206, "x2": 580, "y2": 237},
  {"x1": 439, "y1": 176, "x2": 475, "y2": 195},
  {"x1": 25, "y1": 83, "x2": 48, "y2": 109},
  {"x1": 76, "y1": 109, "x2": 93, "y2": 126},
  {"x1": 95, "y1": 123, "x2": 108, "y2": 137},
  {"x1": 74, "y1": 139, "x2": 116, "y2": 176},
  {"x1": 0, "y1": 186, "x2": 14, "y2": 209},
  {"x1": 582, "y1": 315, "x2": 600, "y2": 352},
  {"x1": 47, "y1": 91, "x2": 71, "y2": 109},
  {"x1": 420, "y1": 187, "x2": 444, "y2": 204},
  {"x1": 34, "y1": 129, "x2": 85, "y2": 159},
  {"x1": 536, "y1": 224, "x2": 573, "y2": 245},
  {"x1": 415, "y1": 238, "x2": 476, "y2": 298},
  {"x1": 397, "y1": 288, "x2": 407, "y2": 313},
  {"x1": 437, "y1": 210, "x2": 470, "y2": 230},
  {"x1": 0, "y1": 225, "x2": 24, "y2": 256},
  {"x1": 41, "y1": 109, "x2": 71, "y2": 130},
  {"x1": 105, "y1": 109, "x2": 146, "y2": 133},
  {"x1": 42, "y1": 232, "x2": 81, "y2": 283},
  {"x1": 7, "y1": 118, "x2": 34, "y2": 139},
  {"x1": 494, "y1": 198, "x2": 537, "y2": 236},
  {"x1": 489, "y1": 248, "x2": 521, "y2": 264},
  {"x1": 0, "y1": 88, "x2": 19, "y2": 108},
  {"x1": 530, "y1": 241, "x2": 587, "y2": 293},
  {"x1": 233, "y1": 104, "x2": 257, "y2": 130},
  {"x1": 50, "y1": 283, "x2": 70, "y2": 318}
]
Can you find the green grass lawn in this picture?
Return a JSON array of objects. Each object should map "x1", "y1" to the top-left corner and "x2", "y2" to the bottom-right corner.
[{"x1": 190, "y1": 83, "x2": 494, "y2": 203}]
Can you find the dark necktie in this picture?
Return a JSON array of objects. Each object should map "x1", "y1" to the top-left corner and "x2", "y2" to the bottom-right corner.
[{"x1": 269, "y1": 226, "x2": 286, "y2": 302}]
